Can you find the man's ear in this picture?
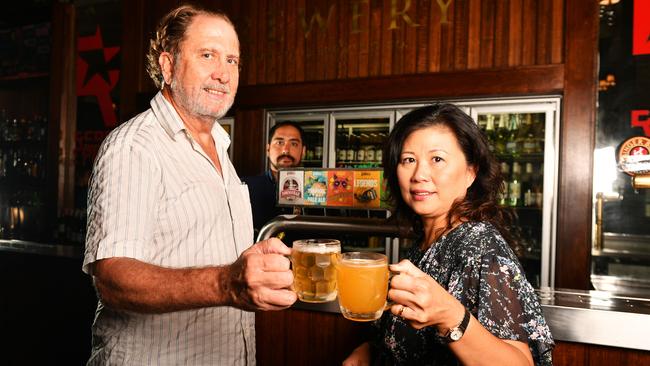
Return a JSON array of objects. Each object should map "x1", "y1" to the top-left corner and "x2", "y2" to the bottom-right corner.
[
  {"x1": 301, "y1": 145, "x2": 306, "y2": 159},
  {"x1": 159, "y1": 52, "x2": 174, "y2": 86},
  {"x1": 266, "y1": 144, "x2": 271, "y2": 157}
]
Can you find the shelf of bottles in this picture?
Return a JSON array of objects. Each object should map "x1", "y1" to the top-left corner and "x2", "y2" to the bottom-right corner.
[
  {"x1": 0, "y1": 22, "x2": 51, "y2": 79},
  {"x1": 0, "y1": 110, "x2": 49, "y2": 241},
  {"x1": 300, "y1": 121, "x2": 325, "y2": 168},
  {"x1": 334, "y1": 118, "x2": 389, "y2": 169},
  {"x1": 478, "y1": 112, "x2": 547, "y2": 287}
]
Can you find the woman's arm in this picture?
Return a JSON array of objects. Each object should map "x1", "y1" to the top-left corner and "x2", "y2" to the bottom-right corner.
[{"x1": 389, "y1": 260, "x2": 534, "y2": 366}]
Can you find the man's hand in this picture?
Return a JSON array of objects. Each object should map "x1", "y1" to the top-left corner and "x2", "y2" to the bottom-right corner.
[{"x1": 223, "y1": 237, "x2": 297, "y2": 311}]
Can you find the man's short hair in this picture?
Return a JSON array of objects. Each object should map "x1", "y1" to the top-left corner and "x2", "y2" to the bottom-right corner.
[{"x1": 269, "y1": 121, "x2": 305, "y2": 145}]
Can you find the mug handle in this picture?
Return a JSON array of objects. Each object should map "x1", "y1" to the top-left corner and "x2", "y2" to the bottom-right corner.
[{"x1": 384, "y1": 269, "x2": 400, "y2": 311}]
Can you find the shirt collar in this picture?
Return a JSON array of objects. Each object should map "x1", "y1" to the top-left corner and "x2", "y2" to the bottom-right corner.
[{"x1": 149, "y1": 91, "x2": 231, "y2": 150}]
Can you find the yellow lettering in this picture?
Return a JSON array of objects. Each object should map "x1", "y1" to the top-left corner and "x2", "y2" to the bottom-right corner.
[
  {"x1": 389, "y1": 0, "x2": 420, "y2": 30},
  {"x1": 436, "y1": 0, "x2": 453, "y2": 24},
  {"x1": 351, "y1": 0, "x2": 369, "y2": 34},
  {"x1": 300, "y1": 4, "x2": 336, "y2": 39},
  {"x1": 351, "y1": 0, "x2": 368, "y2": 34}
]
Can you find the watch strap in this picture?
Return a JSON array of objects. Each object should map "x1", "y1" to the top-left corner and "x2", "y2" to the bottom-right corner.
[{"x1": 440, "y1": 307, "x2": 471, "y2": 343}]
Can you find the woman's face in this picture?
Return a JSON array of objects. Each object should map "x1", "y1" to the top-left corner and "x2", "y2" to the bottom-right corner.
[{"x1": 397, "y1": 125, "x2": 476, "y2": 224}]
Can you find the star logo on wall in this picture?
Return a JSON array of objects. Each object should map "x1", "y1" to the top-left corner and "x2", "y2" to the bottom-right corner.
[{"x1": 76, "y1": 26, "x2": 120, "y2": 127}]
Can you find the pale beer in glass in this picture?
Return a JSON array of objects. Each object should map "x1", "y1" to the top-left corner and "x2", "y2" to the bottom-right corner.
[
  {"x1": 336, "y1": 252, "x2": 389, "y2": 321},
  {"x1": 291, "y1": 239, "x2": 341, "y2": 303}
]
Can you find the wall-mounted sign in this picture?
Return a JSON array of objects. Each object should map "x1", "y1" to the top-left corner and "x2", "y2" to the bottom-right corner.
[{"x1": 618, "y1": 136, "x2": 650, "y2": 175}]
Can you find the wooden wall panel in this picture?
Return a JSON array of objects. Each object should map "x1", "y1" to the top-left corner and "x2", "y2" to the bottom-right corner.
[
  {"x1": 234, "y1": 0, "x2": 564, "y2": 85},
  {"x1": 256, "y1": 309, "x2": 369, "y2": 366},
  {"x1": 233, "y1": 109, "x2": 265, "y2": 176},
  {"x1": 556, "y1": 0, "x2": 598, "y2": 290},
  {"x1": 553, "y1": 342, "x2": 587, "y2": 366}
]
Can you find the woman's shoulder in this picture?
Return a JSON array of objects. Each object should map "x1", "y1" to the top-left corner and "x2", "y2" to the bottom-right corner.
[{"x1": 446, "y1": 221, "x2": 512, "y2": 258}]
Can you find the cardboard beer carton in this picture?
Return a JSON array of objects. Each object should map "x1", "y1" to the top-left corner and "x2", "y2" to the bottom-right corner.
[
  {"x1": 303, "y1": 170, "x2": 328, "y2": 206},
  {"x1": 353, "y1": 170, "x2": 381, "y2": 208},
  {"x1": 278, "y1": 170, "x2": 304, "y2": 205},
  {"x1": 326, "y1": 170, "x2": 353, "y2": 207}
]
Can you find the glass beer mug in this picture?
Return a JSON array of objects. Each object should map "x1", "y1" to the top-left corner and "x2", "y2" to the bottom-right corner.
[
  {"x1": 336, "y1": 252, "x2": 390, "y2": 322},
  {"x1": 291, "y1": 239, "x2": 341, "y2": 303}
]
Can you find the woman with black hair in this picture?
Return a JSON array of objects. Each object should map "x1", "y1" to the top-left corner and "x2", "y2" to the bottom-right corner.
[{"x1": 343, "y1": 104, "x2": 553, "y2": 366}]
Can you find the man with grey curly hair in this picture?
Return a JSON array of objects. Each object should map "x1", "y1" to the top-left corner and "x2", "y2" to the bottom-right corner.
[{"x1": 83, "y1": 4, "x2": 296, "y2": 365}]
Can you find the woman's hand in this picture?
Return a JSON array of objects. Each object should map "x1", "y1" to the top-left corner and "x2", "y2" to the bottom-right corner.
[
  {"x1": 388, "y1": 260, "x2": 465, "y2": 332},
  {"x1": 342, "y1": 342, "x2": 371, "y2": 366}
]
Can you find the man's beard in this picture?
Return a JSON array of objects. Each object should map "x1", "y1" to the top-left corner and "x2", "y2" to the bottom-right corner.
[{"x1": 170, "y1": 77, "x2": 234, "y2": 120}]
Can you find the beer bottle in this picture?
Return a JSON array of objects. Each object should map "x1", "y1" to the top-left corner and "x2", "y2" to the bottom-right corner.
[
  {"x1": 495, "y1": 114, "x2": 508, "y2": 154},
  {"x1": 532, "y1": 113, "x2": 545, "y2": 154},
  {"x1": 522, "y1": 162, "x2": 534, "y2": 206},
  {"x1": 505, "y1": 114, "x2": 520, "y2": 156},
  {"x1": 346, "y1": 134, "x2": 356, "y2": 162},
  {"x1": 508, "y1": 162, "x2": 522, "y2": 207},
  {"x1": 484, "y1": 114, "x2": 496, "y2": 152},
  {"x1": 498, "y1": 162, "x2": 510, "y2": 206}
]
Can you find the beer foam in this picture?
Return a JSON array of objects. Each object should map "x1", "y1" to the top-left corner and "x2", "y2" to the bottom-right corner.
[
  {"x1": 295, "y1": 244, "x2": 340, "y2": 254},
  {"x1": 341, "y1": 258, "x2": 385, "y2": 267}
]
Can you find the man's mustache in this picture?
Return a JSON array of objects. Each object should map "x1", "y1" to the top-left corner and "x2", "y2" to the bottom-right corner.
[{"x1": 277, "y1": 154, "x2": 295, "y2": 162}]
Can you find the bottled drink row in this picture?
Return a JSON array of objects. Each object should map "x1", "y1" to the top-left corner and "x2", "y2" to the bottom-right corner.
[
  {"x1": 0, "y1": 148, "x2": 45, "y2": 179},
  {"x1": 0, "y1": 189, "x2": 45, "y2": 240},
  {"x1": 335, "y1": 131, "x2": 386, "y2": 164},
  {"x1": 0, "y1": 111, "x2": 48, "y2": 142},
  {"x1": 499, "y1": 161, "x2": 544, "y2": 208},
  {"x1": 478, "y1": 113, "x2": 545, "y2": 156},
  {"x1": 0, "y1": 22, "x2": 51, "y2": 77}
]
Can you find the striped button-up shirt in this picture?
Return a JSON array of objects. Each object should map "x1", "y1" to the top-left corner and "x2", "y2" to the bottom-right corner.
[{"x1": 83, "y1": 91, "x2": 255, "y2": 365}]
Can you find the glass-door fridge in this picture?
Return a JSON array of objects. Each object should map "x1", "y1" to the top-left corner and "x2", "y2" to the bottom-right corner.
[
  {"x1": 330, "y1": 110, "x2": 394, "y2": 169},
  {"x1": 465, "y1": 97, "x2": 561, "y2": 289}
]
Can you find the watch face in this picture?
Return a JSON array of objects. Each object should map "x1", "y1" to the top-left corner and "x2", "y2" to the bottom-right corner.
[{"x1": 450, "y1": 329, "x2": 463, "y2": 341}]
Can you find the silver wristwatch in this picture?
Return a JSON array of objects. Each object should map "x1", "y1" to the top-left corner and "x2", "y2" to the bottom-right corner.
[{"x1": 440, "y1": 308, "x2": 471, "y2": 343}]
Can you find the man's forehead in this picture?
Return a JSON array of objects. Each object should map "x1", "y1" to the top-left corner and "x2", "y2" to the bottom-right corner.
[
  {"x1": 272, "y1": 126, "x2": 302, "y2": 139},
  {"x1": 185, "y1": 14, "x2": 240, "y2": 51}
]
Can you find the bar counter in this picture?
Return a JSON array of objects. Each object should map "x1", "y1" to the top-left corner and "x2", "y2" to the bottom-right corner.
[
  {"x1": 3, "y1": 239, "x2": 650, "y2": 353},
  {"x1": 293, "y1": 288, "x2": 650, "y2": 352}
]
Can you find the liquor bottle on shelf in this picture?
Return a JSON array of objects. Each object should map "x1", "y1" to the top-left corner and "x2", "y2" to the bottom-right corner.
[
  {"x1": 532, "y1": 164, "x2": 544, "y2": 208},
  {"x1": 314, "y1": 144, "x2": 323, "y2": 161},
  {"x1": 357, "y1": 133, "x2": 366, "y2": 162},
  {"x1": 365, "y1": 145, "x2": 374, "y2": 162},
  {"x1": 484, "y1": 114, "x2": 496, "y2": 152},
  {"x1": 498, "y1": 162, "x2": 510, "y2": 206},
  {"x1": 508, "y1": 162, "x2": 522, "y2": 207},
  {"x1": 337, "y1": 132, "x2": 348, "y2": 162},
  {"x1": 521, "y1": 114, "x2": 537, "y2": 154},
  {"x1": 346, "y1": 133, "x2": 356, "y2": 162},
  {"x1": 505, "y1": 114, "x2": 520, "y2": 156},
  {"x1": 532, "y1": 113, "x2": 545, "y2": 154},
  {"x1": 0, "y1": 151, "x2": 6, "y2": 177},
  {"x1": 495, "y1": 114, "x2": 508, "y2": 154},
  {"x1": 522, "y1": 162, "x2": 535, "y2": 207}
]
